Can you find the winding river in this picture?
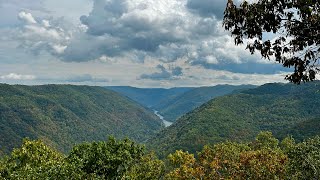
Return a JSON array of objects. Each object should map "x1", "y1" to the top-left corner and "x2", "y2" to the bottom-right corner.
[{"x1": 154, "y1": 110, "x2": 173, "y2": 127}]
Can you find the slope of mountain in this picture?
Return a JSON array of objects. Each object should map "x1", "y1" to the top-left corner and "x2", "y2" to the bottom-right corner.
[
  {"x1": 154, "y1": 85, "x2": 256, "y2": 122},
  {"x1": 148, "y1": 82, "x2": 320, "y2": 157},
  {"x1": 0, "y1": 84, "x2": 163, "y2": 154},
  {"x1": 104, "y1": 86, "x2": 193, "y2": 108}
]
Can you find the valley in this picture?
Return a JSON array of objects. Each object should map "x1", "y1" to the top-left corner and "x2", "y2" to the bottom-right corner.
[
  {"x1": 154, "y1": 110, "x2": 172, "y2": 127},
  {"x1": 0, "y1": 83, "x2": 259, "y2": 155},
  {"x1": 106, "y1": 84, "x2": 256, "y2": 122},
  {"x1": 1, "y1": 0, "x2": 319, "y2": 178},
  {"x1": 148, "y1": 82, "x2": 320, "y2": 157},
  {"x1": 0, "y1": 84, "x2": 163, "y2": 154},
  {"x1": 1, "y1": 82, "x2": 319, "y2": 179}
]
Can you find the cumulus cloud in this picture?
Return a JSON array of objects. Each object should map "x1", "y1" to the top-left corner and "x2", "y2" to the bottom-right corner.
[
  {"x1": 0, "y1": 0, "x2": 47, "y2": 26},
  {"x1": 63, "y1": 0, "x2": 228, "y2": 61},
  {"x1": 52, "y1": 44, "x2": 67, "y2": 54},
  {"x1": 56, "y1": 0, "x2": 281, "y2": 74},
  {"x1": 15, "y1": 11, "x2": 72, "y2": 56},
  {"x1": 18, "y1": 11, "x2": 37, "y2": 24},
  {"x1": 42, "y1": 20, "x2": 50, "y2": 27},
  {"x1": 62, "y1": 0, "x2": 192, "y2": 61},
  {"x1": 0, "y1": 73, "x2": 36, "y2": 80},
  {"x1": 0, "y1": 0, "x2": 291, "y2": 87},
  {"x1": 5, "y1": 0, "x2": 284, "y2": 75},
  {"x1": 140, "y1": 64, "x2": 183, "y2": 80}
]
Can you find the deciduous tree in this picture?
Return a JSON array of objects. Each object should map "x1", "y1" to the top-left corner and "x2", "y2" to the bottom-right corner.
[{"x1": 224, "y1": 0, "x2": 320, "y2": 83}]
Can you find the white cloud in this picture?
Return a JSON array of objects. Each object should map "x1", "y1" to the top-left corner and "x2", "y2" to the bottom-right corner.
[
  {"x1": 15, "y1": 11, "x2": 74, "y2": 57},
  {"x1": 0, "y1": 0, "x2": 293, "y2": 87},
  {"x1": 60, "y1": 0, "x2": 275, "y2": 74},
  {"x1": 24, "y1": 25, "x2": 62, "y2": 40},
  {"x1": 52, "y1": 44, "x2": 67, "y2": 54},
  {"x1": 0, "y1": 73, "x2": 36, "y2": 80},
  {"x1": 205, "y1": 55, "x2": 219, "y2": 64},
  {"x1": 8, "y1": 1, "x2": 283, "y2": 74},
  {"x1": 18, "y1": 11, "x2": 37, "y2": 24},
  {"x1": 139, "y1": 64, "x2": 183, "y2": 80},
  {"x1": 42, "y1": 20, "x2": 50, "y2": 27}
]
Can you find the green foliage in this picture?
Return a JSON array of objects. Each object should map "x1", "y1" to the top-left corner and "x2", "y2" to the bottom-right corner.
[
  {"x1": 67, "y1": 136, "x2": 145, "y2": 179},
  {"x1": 252, "y1": 131, "x2": 279, "y2": 150},
  {"x1": 0, "y1": 134, "x2": 319, "y2": 179},
  {"x1": 124, "y1": 152, "x2": 165, "y2": 180},
  {"x1": 224, "y1": 0, "x2": 320, "y2": 83},
  {"x1": 0, "y1": 84, "x2": 163, "y2": 154},
  {"x1": 286, "y1": 136, "x2": 320, "y2": 179},
  {"x1": 0, "y1": 139, "x2": 82, "y2": 179},
  {"x1": 154, "y1": 85, "x2": 256, "y2": 122},
  {"x1": 0, "y1": 138, "x2": 164, "y2": 180},
  {"x1": 106, "y1": 85, "x2": 255, "y2": 122},
  {"x1": 148, "y1": 82, "x2": 320, "y2": 157},
  {"x1": 165, "y1": 132, "x2": 288, "y2": 179},
  {"x1": 198, "y1": 142, "x2": 251, "y2": 179},
  {"x1": 165, "y1": 150, "x2": 202, "y2": 179}
]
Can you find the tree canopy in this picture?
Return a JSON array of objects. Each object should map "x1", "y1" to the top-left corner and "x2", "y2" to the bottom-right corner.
[
  {"x1": 224, "y1": 0, "x2": 320, "y2": 84},
  {"x1": 1, "y1": 133, "x2": 319, "y2": 179}
]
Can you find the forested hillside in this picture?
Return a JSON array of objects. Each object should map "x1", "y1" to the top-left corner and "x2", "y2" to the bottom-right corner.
[
  {"x1": 154, "y1": 85, "x2": 256, "y2": 122},
  {"x1": 105, "y1": 86, "x2": 193, "y2": 108},
  {"x1": 148, "y1": 82, "x2": 320, "y2": 157},
  {"x1": 106, "y1": 85, "x2": 256, "y2": 122},
  {"x1": 0, "y1": 84, "x2": 163, "y2": 154},
  {"x1": 1, "y1": 133, "x2": 319, "y2": 179}
]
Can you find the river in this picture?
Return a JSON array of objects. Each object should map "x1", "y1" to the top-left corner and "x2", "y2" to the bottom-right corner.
[{"x1": 154, "y1": 110, "x2": 173, "y2": 127}]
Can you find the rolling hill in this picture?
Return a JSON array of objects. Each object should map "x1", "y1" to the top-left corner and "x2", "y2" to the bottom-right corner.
[
  {"x1": 148, "y1": 82, "x2": 320, "y2": 157},
  {"x1": 0, "y1": 84, "x2": 163, "y2": 154},
  {"x1": 104, "y1": 86, "x2": 193, "y2": 108},
  {"x1": 154, "y1": 85, "x2": 256, "y2": 122}
]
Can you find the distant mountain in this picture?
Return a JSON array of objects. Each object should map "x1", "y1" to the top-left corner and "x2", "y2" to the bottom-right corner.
[
  {"x1": 148, "y1": 82, "x2": 320, "y2": 157},
  {"x1": 105, "y1": 85, "x2": 256, "y2": 122},
  {"x1": 154, "y1": 85, "x2": 256, "y2": 122},
  {"x1": 0, "y1": 84, "x2": 163, "y2": 154},
  {"x1": 105, "y1": 86, "x2": 193, "y2": 107}
]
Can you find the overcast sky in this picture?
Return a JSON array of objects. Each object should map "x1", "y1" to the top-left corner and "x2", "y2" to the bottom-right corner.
[{"x1": 0, "y1": 0, "x2": 289, "y2": 87}]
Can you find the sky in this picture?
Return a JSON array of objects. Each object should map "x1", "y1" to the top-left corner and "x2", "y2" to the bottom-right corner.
[{"x1": 0, "y1": 0, "x2": 290, "y2": 87}]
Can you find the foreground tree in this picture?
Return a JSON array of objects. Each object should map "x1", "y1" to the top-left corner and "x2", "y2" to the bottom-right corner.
[
  {"x1": 166, "y1": 132, "x2": 288, "y2": 179},
  {"x1": 283, "y1": 136, "x2": 320, "y2": 179},
  {"x1": 67, "y1": 136, "x2": 145, "y2": 179},
  {"x1": 0, "y1": 138, "x2": 164, "y2": 180},
  {"x1": 1, "y1": 134, "x2": 319, "y2": 179},
  {"x1": 0, "y1": 139, "x2": 81, "y2": 179},
  {"x1": 124, "y1": 152, "x2": 165, "y2": 180},
  {"x1": 224, "y1": 0, "x2": 320, "y2": 83}
]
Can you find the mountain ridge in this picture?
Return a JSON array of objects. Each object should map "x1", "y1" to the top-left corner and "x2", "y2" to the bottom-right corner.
[
  {"x1": 0, "y1": 84, "x2": 163, "y2": 154},
  {"x1": 154, "y1": 84, "x2": 256, "y2": 121},
  {"x1": 106, "y1": 85, "x2": 256, "y2": 122},
  {"x1": 105, "y1": 86, "x2": 193, "y2": 108},
  {"x1": 148, "y1": 82, "x2": 320, "y2": 157}
]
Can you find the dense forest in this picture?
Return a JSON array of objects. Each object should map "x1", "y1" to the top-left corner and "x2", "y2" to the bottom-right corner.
[
  {"x1": 153, "y1": 85, "x2": 256, "y2": 122},
  {"x1": 1, "y1": 0, "x2": 319, "y2": 178},
  {"x1": 0, "y1": 84, "x2": 163, "y2": 154},
  {"x1": 107, "y1": 85, "x2": 255, "y2": 122},
  {"x1": 0, "y1": 83, "x2": 319, "y2": 179},
  {"x1": 148, "y1": 82, "x2": 320, "y2": 157},
  {"x1": 1, "y1": 132, "x2": 319, "y2": 179}
]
